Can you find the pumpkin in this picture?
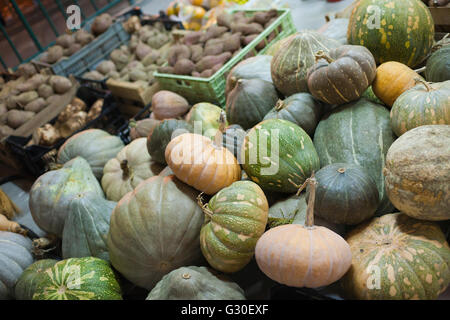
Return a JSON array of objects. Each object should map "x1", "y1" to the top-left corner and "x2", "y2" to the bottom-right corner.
[
  {"x1": 271, "y1": 31, "x2": 340, "y2": 96},
  {"x1": 383, "y1": 125, "x2": 450, "y2": 221},
  {"x1": 341, "y1": 213, "x2": 450, "y2": 300},
  {"x1": 222, "y1": 124, "x2": 246, "y2": 163},
  {"x1": 307, "y1": 45, "x2": 376, "y2": 105},
  {"x1": 32, "y1": 257, "x2": 122, "y2": 300},
  {"x1": 390, "y1": 80, "x2": 450, "y2": 136},
  {"x1": 107, "y1": 175, "x2": 204, "y2": 290},
  {"x1": 263, "y1": 93, "x2": 323, "y2": 137},
  {"x1": 362, "y1": 86, "x2": 384, "y2": 105},
  {"x1": 306, "y1": 163, "x2": 379, "y2": 225},
  {"x1": 102, "y1": 138, "x2": 164, "y2": 201},
  {"x1": 226, "y1": 79, "x2": 279, "y2": 130},
  {"x1": 0, "y1": 231, "x2": 34, "y2": 300},
  {"x1": 15, "y1": 259, "x2": 58, "y2": 300},
  {"x1": 372, "y1": 61, "x2": 423, "y2": 107},
  {"x1": 200, "y1": 180, "x2": 269, "y2": 273},
  {"x1": 347, "y1": 0, "x2": 434, "y2": 67},
  {"x1": 255, "y1": 176, "x2": 352, "y2": 288},
  {"x1": 146, "y1": 266, "x2": 246, "y2": 300},
  {"x1": 57, "y1": 129, "x2": 124, "y2": 179},
  {"x1": 425, "y1": 45, "x2": 450, "y2": 82},
  {"x1": 185, "y1": 102, "x2": 225, "y2": 140},
  {"x1": 29, "y1": 157, "x2": 104, "y2": 237},
  {"x1": 265, "y1": 35, "x2": 290, "y2": 56},
  {"x1": 317, "y1": 18, "x2": 349, "y2": 45},
  {"x1": 313, "y1": 98, "x2": 396, "y2": 214},
  {"x1": 129, "y1": 118, "x2": 161, "y2": 141},
  {"x1": 147, "y1": 119, "x2": 193, "y2": 165},
  {"x1": 242, "y1": 119, "x2": 320, "y2": 193},
  {"x1": 151, "y1": 90, "x2": 190, "y2": 120}
]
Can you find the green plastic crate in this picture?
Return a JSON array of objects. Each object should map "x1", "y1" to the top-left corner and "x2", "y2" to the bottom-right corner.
[{"x1": 153, "y1": 8, "x2": 296, "y2": 108}]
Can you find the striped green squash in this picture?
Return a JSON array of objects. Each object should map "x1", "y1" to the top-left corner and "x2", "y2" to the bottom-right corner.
[
  {"x1": 242, "y1": 119, "x2": 320, "y2": 193},
  {"x1": 342, "y1": 213, "x2": 450, "y2": 300},
  {"x1": 347, "y1": 0, "x2": 434, "y2": 67},
  {"x1": 425, "y1": 45, "x2": 450, "y2": 82},
  {"x1": 200, "y1": 181, "x2": 269, "y2": 273},
  {"x1": 15, "y1": 259, "x2": 58, "y2": 300},
  {"x1": 32, "y1": 257, "x2": 122, "y2": 300}
]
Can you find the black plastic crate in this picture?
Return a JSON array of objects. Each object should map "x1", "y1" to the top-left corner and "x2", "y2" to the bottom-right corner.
[{"x1": 116, "y1": 102, "x2": 152, "y2": 145}]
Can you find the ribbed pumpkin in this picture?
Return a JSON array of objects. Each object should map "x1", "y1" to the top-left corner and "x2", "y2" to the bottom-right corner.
[
  {"x1": 146, "y1": 266, "x2": 246, "y2": 300},
  {"x1": 383, "y1": 125, "x2": 450, "y2": 221},
  {"x1": 29, "y1": 157, "x2": 104, "y2": 237},
  {"x1": 107, "y1": 175, "x2": 204, "y2": 290},
  {"x1": 32, "y1": 257, "x2": 122, "y2": 300},
  {"x1": 307, "y1": 45, "x2": 376, "y2": 105},
  {"x1": 347, "y1": 0, "x2": 434, "y2": 67},
  {"x1": 226, "y1": 79, "x2": 278, "y2": 130},
  {"x1": 263, "y1": 93, "x2": 323, "y2": 137},
  {"x1": 15, "y1": 259, "x2": 58, "y2": 300},
  {"x1": 242, "y1": 119, "x2": 320, "y2": 193},
  {"x1": 185, "y1": 102, "x2": 225, "y2": 140},
  {"x1": 362, "y1": 86, "x2": 384, "y2": 105},
  {"x1": 306, "y1": 163, "x2": 379, "y2": 225},
  {"x1": 313, "y1": 98, "x2": 396, "y2": 214},
  {"x1": 57, "y1": 129, "x2": 124, "y2": 179},
  {"x1": 342, "y1": 213, "x2": 450, "y2": 300},
  {"x1": 0, "y1": 231, "x2": 34, "y2": 300},
  {"x1": 147, "y1": 119, "x2": 193, "y2": 165},
  {"x1": 129, "y1": 118, "x2": 161, "y2": 141},
  {"x1": 317, "y1": 18, "x2": 349, "y2": 45},
  {"x1": 222, "y1": 124, "x2": 246, "y2": 163},
  {"x1": 255, "y1": 176, "x2": 352, "y2": 288},
  {"x1": 102, "y1": 138, "x2": 164, "y2": 201},
  {"x1": 390, "y1": 80, "x2": 450, "y2": 136},
  {"x1": 271, "y1": 31, "x2": 340, "y2": 96},
  {"x1": 151, "y1": 90, "x2": 190, "y2": 120},
  {"x1": 425, "y1": 45, "x2": 450, "y2": 82},
  {"x1": 200, "y1": 181, "x2": 269, "y2": 273},
  {"x1": 265, "y1": 36, "x2": 290, "y2": 56}
]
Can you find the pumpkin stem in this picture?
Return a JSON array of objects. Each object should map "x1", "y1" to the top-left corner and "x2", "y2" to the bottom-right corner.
[
  {"x1": 121, "y1": 160, "x2": 130, "y2": 178},
  {"x1": 305, "y1": 172, "x2": 317, "y2": 228},
  {"x1": 275, "y1": 99, "x2": 285, "y2": 111},
  {"x1": 197, "y1": 193, "x2": 214, "y2": 218},
  {"x1": 414, "y1": 78, "x2": 433, "y2": 91},
  {"x1": 213, "y1": 111, "x2": 227, "y2": 148},
  {"x1": 413, "y1": 66, "x2": 426, "y2": 74},
  {"x1": 315, "y1": 50, "x2": 334, "y2": 64},
  {"x1": 129, "y1": 119, "x2": 137, "y2": 128},
  {"x1": 337, "y1": 167, "x2": 346, "y2": 173}
]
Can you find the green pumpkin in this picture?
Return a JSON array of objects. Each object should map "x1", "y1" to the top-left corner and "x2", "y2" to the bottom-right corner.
[
  {"x1": 242, "y1": 119, "x2": 320, "y2": 193},
  {"x1": 347, "y1": 0, "x2": 434, "y2": 67},
  {"x1": 147, "y1": 119, "x2": 193, "y2": 165},
  {"x1": 15, "y1": 259, "x2": 58, "y2": 300},
  {"x1": 362, "y1": 86, "x2": 384, "y2": 105},
  {"x1": 186, "y1": 103, "x2": 225, "y2": 140},
  {"x1": 263, "y1": 93, "x2": 323, "y2": 137},
  {"x1": 305, "y1": 163, "x2": 379, "y2": 225},
  {"x1": 146, "y1": 266, "x2": 246, "y2": 300},
  {"x1": 32, "y1": 257, "x2": 122, "y2": 300},
  {"x1": 200, "y1": 181, "x2": 269, "y2": 273},
  {"x1": 342, "y1": 213, "x2": 450, "y2": 300},
  {"x1": 425, "y1": 45, "x2": 450, "y2": 82},
  {"x1": 390, "y1": 80, "x2": 450, "y2": 136},
  {"x1": 313, "y1": 98, "x2": 396, "y2": 214},
  {"x1": 222, "y1": 124, "x2": 246, "y2": 163}
]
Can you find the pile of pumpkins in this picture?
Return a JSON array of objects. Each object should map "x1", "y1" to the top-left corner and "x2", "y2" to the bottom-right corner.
[{"x1": 0, "y1": 0, "x2": 449, "y2": 300}]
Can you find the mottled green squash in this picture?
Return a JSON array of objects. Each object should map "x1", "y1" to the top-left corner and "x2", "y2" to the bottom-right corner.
[
  {"x1": 425, "y1": 45, "x2": 450, "y2": 82},
  {"x1": 222, "y1": 124, "x2": 246, "y2": 163},
  {"x1": 362, "y1": 86, "x2": 384, "y2": 105},
  {"x1": 186, "y1": 103, "x2": 225, "y2": 140},
  {"x1": 15, "y1": 259, "x2": 58, "y2": 300}
]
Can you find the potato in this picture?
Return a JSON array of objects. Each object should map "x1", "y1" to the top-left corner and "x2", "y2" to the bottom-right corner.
[
  {"x1": 24, "y1": 97, "x2": 47, "y2": 113},
  {"x1": 129, "y1": 69, "x2": 148, "y2": 82},
  {"x1": 110, "y1": 49, "x2": 130, "y2": 70},
  {"x1": 16, "y1": 91, "x2": 39, "y2": 106},
  {"x1": 16, "y1": 81, "x2": 36, "y2": 93},
  {"x1": 64, "y1": 43, "x2": 82, "y2": 56},
  {"x1": 142, "y1": 51, "x2": 160, "y2": 66},
  {"x1": 174, "y1": 59, "x2": 195, "y2": 75},
  {"x1": 75, "y1": 29, "x2": 94, "y2": 45},
  {"x1": 107, "y1": 71, "x2": 120, "y2": 79},
  {"x1": 147, "y1": 33, "x2": 170, "y2": 49},
  {"x1": 17, "y1": 63, "x2": 37, "y2": 78},
  {"x1": 47, "y1": 45, "x2": 64, "y2": 64},
  {"x1": 136, "y1": 42, "x2": 152, "y2": 61},
  {"x1": 82, "y1": 70, "x2": 105, "y2": 81},
  {"x1": 0, "y1": 103, "x2": 7, "y2": 116},
  {"x1": 56, "y1": 34, "x2": 75, "y2": 49},
  {"x1": 38, "y1": 84, "x2": 54, "y2": 98},
  {"x1": 96, "y1": 60, "x2": 116, "y2": 75},
  {"x1": 91, "y1": 13, "x2": 113, "y2": 36},
  {"x1": 7, "y1": 110, "x2": 35, "y2": 129},
  {"x1": 0, "y1": 125, "x2": 14, "y2": 139},
  {"x1": 49, "y1": 76, "x2": 72, "y2": 94},
  {"x1": 6, "y1": 96, "x2": 18, "y2": 110}
]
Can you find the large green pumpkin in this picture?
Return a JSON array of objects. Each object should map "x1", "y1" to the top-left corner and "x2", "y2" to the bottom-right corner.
[
  {"x1": 425, "y1": 45, "x2": 450, "y2": 82},
  {"x1": 186, "y1": 103, "x2": 225, "y2": 140},
  {"x1": 341, "y1": 213, "x2": 450, "y2": 300},
  {"x1": 222, "y1": 124, "x2": 246, "y2": 163},
  {"x1": 313, "y1": 98, "x2": 396, "y2": 214},
  {"x1": 32, "y1": 257, "x2": 122, "y2": 300},
  {"x1": 347, "y1": 0, "x2": 434, "y2": 67},
  {"x1": 15, "y1": 259, "x2": 58, "y2": 300},
  {"x1": 200, "y1": 181, "x2": 268, "y2": 273},
  {"x1": 242, "y1": 119, "x2": 320, "y2": 193},
  {"x1": 107, "y1": 175, "x2": 204, "y2": 290},
  {"x1": 271, "y1": 31, "x2": 340, "y2": 96}
]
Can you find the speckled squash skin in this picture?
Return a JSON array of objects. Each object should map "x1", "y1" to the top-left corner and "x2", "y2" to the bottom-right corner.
[
  {"x1": 185, "y1": 103, "x2": 225, "y2": 140},
  {"x1": 15, "y1": 259, "x2": 58, "y2": 300},
  {"x1": 347, "y1": 0, "x2": 434, "y2": 67},
  {"x1": 383, "y1": 125, "x2": 450, "y2": 221},
  {"x1": 146, "y1": 266, "x2": 246, "y2": 300},
  {"x1": 390, "y1": 81, "x2": 450, "y2": 136},
  {"x1": 200, "y1": 181, "x2": 269, "y2": 273},
  {"x1": 341, "y1": 213, "x2": 450, "y2": 300},
  {"x1": 425, "y1": 45, "x2": 450, "y2": 82},
  {"x1": 32, "y1": 257, "x2": 122, "y2": 300}
]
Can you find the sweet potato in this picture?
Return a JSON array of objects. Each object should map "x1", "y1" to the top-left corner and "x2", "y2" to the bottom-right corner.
[
  {"x1": 174, "y1": 59, "x2": 195, "y2": 75},
  {"x1": 56, "y1": 34, "x2": 75, "y2": 49},
  {"x1": 204, "y1": 43, "x2": 224, "y2": 56},
  {"x1": 7, "y1": 110, "x2": 35, "y2": 129},
  {"x1": 190, "y1": 45, "x2": 203, "y2": 63},
  {"x1": 232, "y1": 23, "x2": 263, "y2": 36},
  {"x1": 265, "y1": 17, "x2": 278, "y2": 29},
  {"x1": 199, "y1": 25, "x2": 228, "y2": 43},
  {"x1": 192, "y1": 71, "x2": 201, "y2": 77},
  {"x1": 24, "y1": 97, "x2": 47, "y2": 113},
  {"x1": 184, "y1": 31, "x2": 203, "y2": 45},
  {"x1": 212, "y1": 63, "x2": 224, "y2": 74},
  {"x1": 242, "y1": 34, "x2": 265, "y2": 50},
  {"x1": 91, "y1": 13, "x2": 113, "y2": 36},
  {"x1": 251, "y1": 9, "x2": 278, "y2": 25},
  {"x1": 49, "y1": 76, "x2": 72, "y2": 94},
  {"x1": 168, "y1": 45, "x2": 191, "y2": 67},
  {"x1": 217, "y1": 11, "x2": 234, "y2": 29},
  {"x1": 222, "y1": 32, "x2": 242, "y2": 52},
  {"x1": 157, "y1": 66, "x2": 174, "y2": 74},
  {"x1": 200, "y1": 69, "x2": 214, "y2": 78},
  {"x1": 195, "y1": 52, "x2": 232, "y2": 73}
]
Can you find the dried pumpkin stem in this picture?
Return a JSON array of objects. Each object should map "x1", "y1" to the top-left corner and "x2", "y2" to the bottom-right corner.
[
  {"x1": 315, "y1": 50, "x2": 334, "y2": 63},
  {"x1": 121, "y1": 159, "x2": 130, "y2": 178},
  {"x1": 197, "y1": 193, "x2": 214, "y2": 218},
  {"x1": 414, "y1": 66, "x2": 426, "y2": 74},
  {"x1": 305, "y1": 172, "x2": 317, "y2": 228},
  {"x1": 275, "y1": 99, "x2": 285, "y2": 111},
  {"x1": 213, "y1": 111, "x2": 227, "y2": 148},
  {"x1": 414, "y1": 78, "x2": 433, "y2": 91}
]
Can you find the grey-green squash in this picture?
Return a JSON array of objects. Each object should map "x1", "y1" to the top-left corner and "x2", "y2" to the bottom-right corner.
[
  {"x1": 425, "y1": 45, "x2": 450, "y2": 82},
  {"x1": 222, "y1": 124, "x2": 246, "y2": 163},
  {"x1": 15, "y1": 259, "x2": 58, "y2": 300},
  {"x1": 186, "y1": 102, "x2": 225, "y2": 140}
]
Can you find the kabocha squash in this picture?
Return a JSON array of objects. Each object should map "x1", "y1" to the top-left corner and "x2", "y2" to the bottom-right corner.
[
  {"x1": 32, "y1": 257, "x2": 122, "y2": 300},
  {"x1": 347, "y1": 0, "x2": 434, "y2": 67},
  {"x1": 15, "y1": 259, "x2": 58, "y2": 300},
  {"x1": 342, "y1": 213, "x2": 450, "y2": 300},
  {"x1": 242, "y1": 119, "x2": 320, "y2": 193},
  {"x1": 307, "y1": 45, "x2": 376, "y2": 105},
  {"x1": 151, "y1": 90, "x2": 190, "y2": 120},
  {"x1": 390, "y1": 80, "x2": 450, "y2": 136},
  {"x1": 102, "y1": 138, "x2": 164, "y2": 201},
  {"x1": 226, "y1": 79, "x2": 279, "y2": 130},
  {"x1": 306, "y1": 163, "x2": 379, "y2": 225},
  {"x1": 29, "y1": 157, "x2": 104, "y2": 237},
  {"x1": 57, "y1": 129, "x2": 124, "y2": 179},
  {"x1": 107, "y1": 175, "x2": 204, "y2": 290},
  {"x1": 146, "y1": 266, "x2": 246, "y2": 300},
  {"x1": 0, "y1": 231, "x2": 34, "y2": 300},
  {"x1": 263, "y1": 93, "x2": 323, "y2": 137},
  {"x1": 255, "y1": 176, "x2": 352, "y2": 288},
  {"x1": 313, "y1": 98, "x2": 396, "y2": 214},
  {"x1": 186, "y1": 102, "x2": 225, "y2": 140},
  {"x1": 147, "y1": 119, "x2": 193, "y2": 165},
  {"x1": 372, "y1": 61, "x2": 423, "y2": 107},
  {"x1": 383, "y1": 125, "x2": 450, "y2": 221},
  {"x1": 425, "y1": 45, "x2": 450, "y2": 82},
  {"x1": 362, "y1": 86, "x2": 384, "y2": 105},
  {"x1": 199, "y1": 181, "x2": 269, "y2": 273},
  {"x1": 222, "y1": 124, "x2": 246, "y2": 163},
  {"x1": 271, "y1": 31, "x2": 340, "y2": 96}
]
